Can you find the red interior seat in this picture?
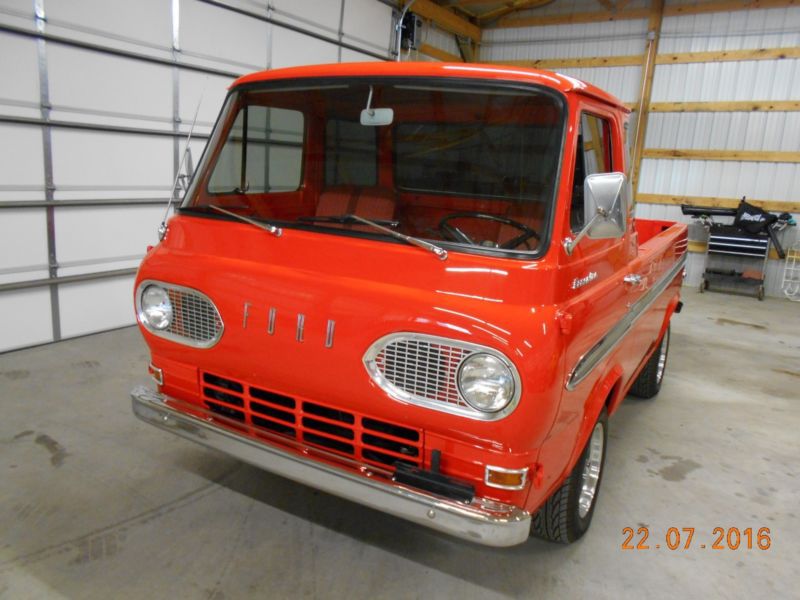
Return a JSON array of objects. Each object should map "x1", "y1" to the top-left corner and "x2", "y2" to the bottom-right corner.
[{"x1": 316, "y1": 186, "x2": 395, "y2": 221}]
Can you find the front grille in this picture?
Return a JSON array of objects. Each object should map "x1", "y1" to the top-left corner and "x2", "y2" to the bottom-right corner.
[
  {"x1": 375, "y1": 338, "x2": 473, "y2": 407},
  {"x1": 201, "y1": 372, "x2": 422, "y2": 470},
  {"x1": 165, "y1": 287, "x2": 223, "y2": 345}
]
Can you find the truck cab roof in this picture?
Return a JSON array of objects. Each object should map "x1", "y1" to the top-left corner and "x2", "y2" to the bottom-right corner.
[{"x1": 232, "y1": 61, "x2": 630, "y2": 113}]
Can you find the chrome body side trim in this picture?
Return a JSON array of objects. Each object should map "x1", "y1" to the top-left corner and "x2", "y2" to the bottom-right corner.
[
  {"x1": 296, "y1": 313, "x2": 305, "y2": 342},
  {"x1": 325, "y1": 319, "x2": 335, "y2": 349},
  {"x1": 566, "y1": 255, "x2": 686, "y2": 391},
  {"x1": 267, "y1": 307, "x2": 276, "y2": 335},
  {"x1": 131, "y1": 386, "x2": 531, "y2": 547}
]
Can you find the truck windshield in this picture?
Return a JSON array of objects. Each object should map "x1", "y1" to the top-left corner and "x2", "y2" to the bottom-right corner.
[{"x1": 182, "y1": 78, "x2": 565, "y2": 257}]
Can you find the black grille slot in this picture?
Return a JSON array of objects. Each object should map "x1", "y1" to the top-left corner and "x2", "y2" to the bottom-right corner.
[
  {"x1": 204, "y1": 387, "x2": 244, "y2": 407},
  {"x1": 302, "y1": 417, "x2": 354, "y2": 440},
  {"x1": 203, "y1": 373, "x2": 243, "y2": 393},
  {"x1": 363, "y1": 418, "x2": 419, "y2": 442},
  {"x1": 207, "y1": 402, "x2": 244, "y2": 421},
  {"x1": 362, "y1": 433, "x2": 419, "y2": 457},
  {"x1": 302, "y1": 402, "x2": 355, "y2": 424},
  {"x1": 363, "y1": 449, "x2": 416, "y2": 468},
  {"x1": 252, "y1": 402, "x2": 295, "y2": 424},
  {"x1": 303, "y1": 432, "x2": 354, "y2": 454},
  {"x1": 253, "y1": 416, "x2": 295, "y2": 437},
  {"x1": 251, "y1": 386, "x2": 295, "y2": 409}
]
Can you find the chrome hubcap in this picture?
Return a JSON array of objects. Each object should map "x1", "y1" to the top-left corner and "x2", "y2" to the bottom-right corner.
[
  {"x1": 656, "y1": 328, "x2": 669, "y2": 384},
  {"x1": 578, "y1": 422, "x2": 604, "y2": 519}
]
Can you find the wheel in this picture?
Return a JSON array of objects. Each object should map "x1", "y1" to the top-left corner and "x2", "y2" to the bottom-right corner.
[
  {"x1": 629, "y1": 324, "x2": 670, "y2": 399},
  {"x1": 532, "y1": 410, "x2": 608, "y2": 544},
  {"x1": 438, "y1": 212, "x2": 539, "y2": 249}
]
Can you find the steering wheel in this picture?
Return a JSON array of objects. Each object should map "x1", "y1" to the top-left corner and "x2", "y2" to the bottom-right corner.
[{"x1": 438, "y1": 212, "x2": 540, "y2": 250}]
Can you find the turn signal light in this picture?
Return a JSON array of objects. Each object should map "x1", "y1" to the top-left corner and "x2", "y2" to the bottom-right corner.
[
  {"x1": 148, "y1": 362, "x2": 163, "y2": 386},
  {"x1": 485, "y1": 466, "x2": 528, "y2": 490}
]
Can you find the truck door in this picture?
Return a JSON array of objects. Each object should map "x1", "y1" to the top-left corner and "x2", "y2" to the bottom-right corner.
[{"x1": 561, "y1": 109, "x2": 649, "y2": 401}]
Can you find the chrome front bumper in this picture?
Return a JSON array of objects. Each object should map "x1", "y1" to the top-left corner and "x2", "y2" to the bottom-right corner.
[{"x1": 131, "y1": 385, "x2": 531, "y2": 547}]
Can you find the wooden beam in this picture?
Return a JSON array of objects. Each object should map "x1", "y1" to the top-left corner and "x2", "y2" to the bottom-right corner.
[
  {"x1": 649, "y1": 100, "x2": 800, "y2": 112},
  {"x1": 631, "y1": 0, "x2": 664, "y2": 193},
  {"x1": 493, "y1": 7, "x2": 650, "y2": 28},
  {"x1": 642, "y1": 149, "x2": 800, "y2": 163},
  {"x1": 486, "y1": 54, "x2": 644, "y2": 69},
  {"x1": 637, "y1": 193, "x2": 800, "y2": 213},
  {"x1": 665, "y1": 0, "x2": 798, "y2": 17},
  {"x1": 491, "y1": 0, "x2": 798, "y2": 27},
  {"x1": 656, "y1": 47, "x2": 800, "y2": 65},
  {"x1": 418, "y1": 43, "x2": 462, "y2": 63},
  {"x1": 404, "y1": 0, "x2": 481, "y2": 43},
  {"x1": 595, "y1": 0, "x2": 616, "y2": 10},
  {"x1": 477, "y1": 0, "x2": 554, "y2": 23}
]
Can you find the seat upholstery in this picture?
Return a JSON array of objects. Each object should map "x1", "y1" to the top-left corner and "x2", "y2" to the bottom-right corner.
[{"x1": 316, "y1": 186, "x2": 395, "y2": 221}]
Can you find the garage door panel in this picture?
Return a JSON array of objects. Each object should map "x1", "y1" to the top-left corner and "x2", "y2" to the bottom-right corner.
[
  {"x1": 272, "y1": 28, "x2": 338, "y2": 70},
  {"x1": 342, "y1": 0, "x2": 392, "y2": 53},
  {"x1": 48, "y1": 46, "x2": 172, "y2": 122},
  {"x1": 0, "y1": 34, "x2": 40, "y2": 107},
  {"x1": 0, "y1": 125, "x2": 44, "y2": 192},
  {"x1": 46, "y1": 0, "x2": 171, "y2": 49},
  {"x1": 54, "y1": 205, "x2": 161, "y2": 265},
  {"x1": 340, "y1": 49, "x2": 382, "y2": 63},
  {"x1": 58, "y1": 276, "x2": 136, "y2": 338},
  {"x1": 0, "y1": 289, "x2": 53, "y2": 352},
  {"x1": 51, "y1": 131, "x2": 172, "y2": 197},
  {"x1": 181, "y1": 0, "x2": 267, "y2": 69},
  {"x1": 272, "y1": 0, "x2": 341, "y2": 39},
  {"x1": 0, "y1": 208, "x2": 49, "y2": 272},
  {"x1": 178, "y1": 70, "x2": 232, "y2": 131}
]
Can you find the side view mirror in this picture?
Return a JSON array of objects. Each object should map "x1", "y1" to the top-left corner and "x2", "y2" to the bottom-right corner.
[{"x1": 564, "y1": 172, "x2": 628, "y2": 256}]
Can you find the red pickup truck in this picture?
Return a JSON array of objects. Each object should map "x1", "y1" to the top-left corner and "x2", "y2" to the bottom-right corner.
[{"x1": 131, "y1": 61, "x2": 687, "y2": 547}]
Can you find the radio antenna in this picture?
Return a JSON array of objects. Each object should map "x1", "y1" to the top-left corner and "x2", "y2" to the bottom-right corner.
[{"x1": 158, "y1": 82, "x2": 206, "y2": 240}]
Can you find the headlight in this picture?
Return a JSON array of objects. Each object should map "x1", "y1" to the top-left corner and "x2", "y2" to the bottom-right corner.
[
  {"x1": 457, "y1": 353, "x2": 515, "y2": 413},
  {"x1": 139, "y1": 285, "x2": 173, "y2": 330}
]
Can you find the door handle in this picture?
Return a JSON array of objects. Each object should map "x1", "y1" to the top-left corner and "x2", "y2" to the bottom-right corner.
[{"x1": 623, "y1": 274, "x2": 643, "y2": 286}]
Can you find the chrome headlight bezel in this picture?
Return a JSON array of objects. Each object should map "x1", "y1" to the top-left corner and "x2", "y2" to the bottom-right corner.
[
  {"x1": 135, "y1": 280, "x2": 224, "y2": 348},
  {"x1": 363, "y1": 333, "x2": 522, "y2": 421}
]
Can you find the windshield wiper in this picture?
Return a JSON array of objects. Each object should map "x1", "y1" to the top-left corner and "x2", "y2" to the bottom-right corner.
[
  {"x1": 347, "y1": 214, "x2": 447, "y2": 261},
  {"x1": 297, "y1": 215, "x2": 400, "y2": 228},
  {"x1": 209, "y1": 205, "x2": 282, "y2": 237}
]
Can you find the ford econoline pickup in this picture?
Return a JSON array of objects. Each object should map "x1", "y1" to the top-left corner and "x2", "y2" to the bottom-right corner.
[{"x1": 131, "y1": 61, "x2": 688, "y2": 547}]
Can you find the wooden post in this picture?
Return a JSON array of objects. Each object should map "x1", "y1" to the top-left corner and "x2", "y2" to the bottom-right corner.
[{"x1": 630, "y1": 0, "x2": 664, "y2": 194}]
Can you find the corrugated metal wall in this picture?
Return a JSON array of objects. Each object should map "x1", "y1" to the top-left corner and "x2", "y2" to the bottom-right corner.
[
  {"x1": 0, "y1": 0, "x2": 394, "y2": 353},
  {"x1": 480, "y1": 0, "x2": 800, "y2": 297}
]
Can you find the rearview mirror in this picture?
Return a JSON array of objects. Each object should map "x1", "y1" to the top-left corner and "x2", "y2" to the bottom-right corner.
[
  {"x1": 360, "y1": 107, "x2": 394, "y2": 127},
  {"x1": 564, "y1": 172, "x2": 628, "y2": 256}
]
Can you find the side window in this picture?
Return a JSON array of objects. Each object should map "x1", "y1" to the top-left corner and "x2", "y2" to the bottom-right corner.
[
  {"x1": 571, "y1": 113, "x2": 613, "y2": 232},
  {"x1": 325, "y1": 119, "x2": 377, "y2": 187},
  {"x1": 208, "y1": 106, "x2": 304, "y2": 194}
]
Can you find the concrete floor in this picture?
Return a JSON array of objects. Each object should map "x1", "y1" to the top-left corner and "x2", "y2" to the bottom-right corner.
[{"x1": 0, "y1": 289, "x2": 798, "y2": 599}]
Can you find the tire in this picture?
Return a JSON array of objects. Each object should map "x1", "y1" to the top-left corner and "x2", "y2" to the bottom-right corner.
[
  {"x1": 532, "y1": 410, "x2": 608, "y2": 544},
  {"x1": 629, "y1": 324, "x2": 670, "y2": 399}
]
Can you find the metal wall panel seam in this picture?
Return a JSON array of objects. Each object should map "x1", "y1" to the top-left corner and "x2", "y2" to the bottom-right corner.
[
  {"x1": 0, "y1": 24, "x2": 242, "y2": 78},
  {"x1": 0, "y1": 115, "x2": 213, "y2": 140},
  {"x1": 34, "y1": 0, "x2": 60, "y2": 341},
  {"x1": 171, "y1": 0, "x2": 181, "y2": 222},
  {"x1": 0, "y1": 199, "x2": 168, "y2": 209},
  {"x1": 265, "y1": 3, "x2": 273, "y2": 70},
  {"x1": 0, "y1": 268, "x2": 138, "y2": 294},
  {"x1": 337, "y1": 0, "x2": 346, "y2": 63}
]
